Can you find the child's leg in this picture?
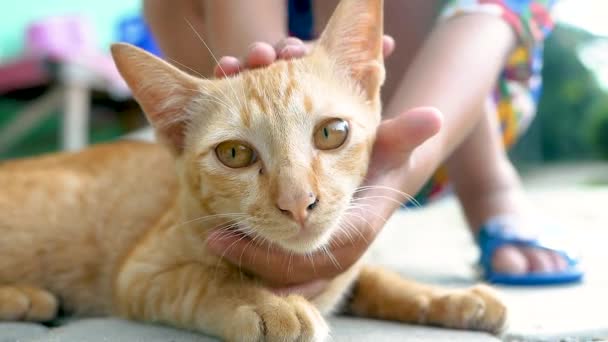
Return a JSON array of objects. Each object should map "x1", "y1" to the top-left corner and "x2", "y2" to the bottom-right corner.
[
  {"x1": 144, "y1": 0, "x2": 287, "y2": 77},
  {"x1": 445, "y1": 102, "x2": 566, "y2": 274},
  {"x1": 143, "y1": 0, "x2": 214, "y2": 76}
]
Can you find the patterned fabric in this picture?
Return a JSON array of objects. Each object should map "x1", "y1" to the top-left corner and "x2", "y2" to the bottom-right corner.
[{"x1": 412, "y1": 0, "x2": 558, "y2": 206}]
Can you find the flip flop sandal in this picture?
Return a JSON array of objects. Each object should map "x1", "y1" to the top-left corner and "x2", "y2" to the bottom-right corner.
[{"x1": 477, "y1": 215, "x2": 584, "y2": 285}]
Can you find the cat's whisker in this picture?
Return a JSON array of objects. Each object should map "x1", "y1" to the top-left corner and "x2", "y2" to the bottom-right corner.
[
  {"x1": 354, "y1": 185, "x2": 419, "y2": 205},
  {"x1": 350, "y1": 197, "x2": 417, "y2": 215},
  {"x1": 288, "y1": 251, "x2": 297, "y2": 277},
  {"x1": 320, "y1": 245, "x2": 341, "y2": 270},
  {"x1": 266, "y1": 239, "x2": 273, "y2": 267},
  {"x1": 176, "y1": 87, "x2": 241, "y2": 120},
  {"x1": 332, "y1": 226, "x2": 355, "y2": 250},
  {"x1": 214, "y1": 231, "x2": 251, "y2": 273},
  {"x1": 353, "y1": 185, "x2": 421, "y2": 208},
  {"x1": 198, "y1": 89, "x2": 242, "y2": 113},
  {"x1": 176, "y1": 212, "x2": 247, "y2": 228},
  {"x1": 346, "y1": 202, "x2": 388, "y2": 225},
  {"x1": 305, "y1": 251, "x2": 317, "y2": 275},
  {"x1": 336, "y1": 222, "x2": 355, "y2": 246},
  {"x1": 331, "y1": 226, "x2": 347, "y2": 246},
  {"x1": 184, "y1": 218, "x2": 249, "y2": 237},
  {"x1": 343, "y1": 214, "x2": 382, "y2": 237},
  {"x1": 351, "y1": 191, "x2": 405, "y2": 204},
  {"x1": 246, "y1": 233, "x2": 266, "y2": 265},
  {"x1": 350, "y1": 195, "x2": 407, "y2": 209},
  {"x1": 197, "y1": 97, "x2": 234, "y2": 114},
  {"x1": 341, "y1": 212, "x2": 363, "y2": 234},
  {"x1": 340, "y1": 213, "x2": 369, "y2": 244},
  {"x1": 354, "y1": 184, "x2": 410, "y2": 197},
  {"x1": 237, "y1": 237, "x2": 258, "y2": 281},
  {"x1": 213, "y1": 219, "x2": 254, "y2": 258},
  {"x1": 345, "y1": 201, "x2": 380, "y2": 222},
  {"x1": 184, "y1": 18, "x2": 245, "y2": 112},
  {"x1": 202, "y1": 79, "x2": 243, "y2": 116},
  {"x1": 171, "y1": 71, "x2": 241, "y2": 114},
  {"x1": 167, "y1": 58, "x2": 206, "y2": 79},
  {"x1": 205, "y1": 220, "x2": 251, "y2": 242}
]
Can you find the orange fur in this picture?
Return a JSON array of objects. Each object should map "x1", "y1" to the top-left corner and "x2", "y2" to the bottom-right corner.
[{"x1": 0, "y1": 0, "x2": 506, "y2": 340}]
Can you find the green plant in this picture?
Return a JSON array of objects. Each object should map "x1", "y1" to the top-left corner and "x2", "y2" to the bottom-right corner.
[{"x1": 584, "y1": 97, "x2": 608, "y2": 159}]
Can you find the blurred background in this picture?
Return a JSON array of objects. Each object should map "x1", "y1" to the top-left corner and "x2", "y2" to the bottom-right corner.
[{"x1": 0, "y1": 0, "x2": 607, "y2": 183}]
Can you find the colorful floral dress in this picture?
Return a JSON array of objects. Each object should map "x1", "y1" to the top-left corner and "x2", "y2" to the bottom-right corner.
[{"x1": 413, "y1": 0, "x2": 558, "y2": 205}]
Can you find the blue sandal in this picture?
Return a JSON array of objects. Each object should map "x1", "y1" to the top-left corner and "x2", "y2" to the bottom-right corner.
[{"x1": 477, "y1": 215, "x2": 584, "y2": 285}]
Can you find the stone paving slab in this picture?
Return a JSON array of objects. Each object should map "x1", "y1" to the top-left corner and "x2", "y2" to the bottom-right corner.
[
  {"x1": 0, "y1": 318, "x2": 500, "y2": 342},
  {"x1": 0, "y1": 186, "x2": 605, "y2": 341},
  {"x1": 371, "y1": 187, "x2": 608, "y2": 341},
  {"x1": 0, "y1": 323, "x2": 48, "y2": 342}
]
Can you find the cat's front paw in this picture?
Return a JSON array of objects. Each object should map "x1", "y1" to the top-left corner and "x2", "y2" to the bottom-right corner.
[
  {"x1": 427, "y1": 284, "x2": 507, "y2": 334},
  {"x1": 0, "y1": 286, "x2": 58, "y2": 322},
  {"x1": 228, "y1": 295, "x2": 329, "y2": 342}
]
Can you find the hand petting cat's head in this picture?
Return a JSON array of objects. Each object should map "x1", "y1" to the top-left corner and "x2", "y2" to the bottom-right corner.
[{"x1": 112, "y1": 0, "x2": 384, "y2": 253}]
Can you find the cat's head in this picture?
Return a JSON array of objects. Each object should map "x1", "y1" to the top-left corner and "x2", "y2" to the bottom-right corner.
[{"x1": 111, "y1": 0, "x2": 384, "y2": 253}]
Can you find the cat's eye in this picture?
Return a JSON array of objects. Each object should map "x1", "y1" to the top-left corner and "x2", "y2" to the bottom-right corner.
[
  {"x1": 215, "y1": 141, "x2": 257, "y2": 168},
  {"x1": 314, "y1": 119, "x2": 349, "y2": 150}
]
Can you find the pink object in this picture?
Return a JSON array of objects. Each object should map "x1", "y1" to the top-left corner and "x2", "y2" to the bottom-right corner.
[
  {"x1": 24, "y1": 15, "x2": 97, "y2": 61},
  {"x1": 0, "y1": 57, "x2": 50, "y2": 93},
  {"x1": 0, "y1": 15, "x2": 129, "y2": 96}
]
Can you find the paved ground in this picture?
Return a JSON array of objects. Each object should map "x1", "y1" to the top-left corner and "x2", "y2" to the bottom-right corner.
[
  {"x1": 373, "y1": 186, "x2": 608, "y2": 341},
  {"x1": 2, "y1": 131, "x2": 606, "y2": 342}
]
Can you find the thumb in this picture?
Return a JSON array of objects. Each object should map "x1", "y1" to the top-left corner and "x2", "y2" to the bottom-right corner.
[
  {"x1": 375, "y1": 107, "x2": 443, "y2": 155},
  {"x1": 367, "y1": 107, "x2": 443, "y2": 175}
]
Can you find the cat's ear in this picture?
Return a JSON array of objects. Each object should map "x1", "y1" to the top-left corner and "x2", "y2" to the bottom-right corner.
[
  {"x1": 317, "y1": 0, "x2": 385, "y2": 103},
  {"x1": 111, "y1": 43, "x2": 202, "y2": 154}
]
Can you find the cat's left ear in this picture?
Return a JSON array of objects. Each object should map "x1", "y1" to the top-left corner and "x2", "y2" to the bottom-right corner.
[
  {"x1": 111, "y1": 43, "x2": 203, "y2": 154},
  {"x1": 317, "y1": 0, "x2": 385, "y2": 104}
]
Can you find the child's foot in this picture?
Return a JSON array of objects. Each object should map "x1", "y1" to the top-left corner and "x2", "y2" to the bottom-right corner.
[
  {"x1": 464, "y1": 184, "x2": 581, "y2": 284},
  {"x1": 445, "y1": 98, "x2": 581, "y2": 284},
  {"x1": 482, "y1": 216, "x2": 568, "y2": 275}
]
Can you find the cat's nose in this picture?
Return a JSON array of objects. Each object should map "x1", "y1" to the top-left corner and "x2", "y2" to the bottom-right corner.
[{"x1": 276, "y1": 192, "x2": 318, "y2": 226}]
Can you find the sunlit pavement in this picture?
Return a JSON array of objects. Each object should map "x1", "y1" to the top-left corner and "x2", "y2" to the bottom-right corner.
[{"x1": 371, "y1": 184, "x2": 608, "y2": 341}]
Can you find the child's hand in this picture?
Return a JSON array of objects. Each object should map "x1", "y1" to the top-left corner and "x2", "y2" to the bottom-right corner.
[
  {"x1": 212, "y1": 36, "x2": 395, "y2": 78},
  {"x1": 205, "y1": 36, "x2": 441, "y2": 298}
]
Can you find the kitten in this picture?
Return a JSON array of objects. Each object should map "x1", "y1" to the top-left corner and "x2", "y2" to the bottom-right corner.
[{"x1": 0, "y1": 0, "x2": 506, "y2": 340}]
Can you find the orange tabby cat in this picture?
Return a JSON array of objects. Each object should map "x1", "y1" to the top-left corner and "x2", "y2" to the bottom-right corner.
[{"x1": 0, "y1": 0, "x2": 506, "y2": 340}]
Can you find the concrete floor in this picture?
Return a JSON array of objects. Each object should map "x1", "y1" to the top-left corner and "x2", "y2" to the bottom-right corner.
[
  {"x1": 372, "y1": 186, "x2": 608, "y2": 341},
  {"x1": 2, "y1": 185, "x2": 606, "y2": 341}
]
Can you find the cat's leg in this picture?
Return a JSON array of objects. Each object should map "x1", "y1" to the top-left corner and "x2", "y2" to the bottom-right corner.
[
  {"x1": 349, "y1": 265, "x2": 507, "y2": 333},
  {"x1": 0, "y1": 285, "x2": 58, "y2": 321},
  {"x1": 115, "y1": 260, "x2": 329, "y2": 341}
]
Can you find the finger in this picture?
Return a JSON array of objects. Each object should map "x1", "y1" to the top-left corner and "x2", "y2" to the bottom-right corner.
[
  {"x1": 214, "y1": 56, "x2": 241, "y2": 78},
  {"x1": 274, "y1": 37, "x2": 312, "y2": 60},
  {"x1": 245, "y1": 42, "x2": 277, "y2": 69},
  {"x1": 278, "y1": 44, "x2": 308, "y2": 60},
  {"x1": 382, "y1": 35, "x2": 395, "y2": 57},
  {"x1": 375, "y1": 107, "x2": 443, "y2": 159},
  {"x1": 274, "y1": 37, "x2": 305, "y2": 53},
  {"x1": 367, "y1": 107, "x2": 442, "y2": 175},
  {"x1": 270, "y1": 279, "x2": 329, "y2": 299}
]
